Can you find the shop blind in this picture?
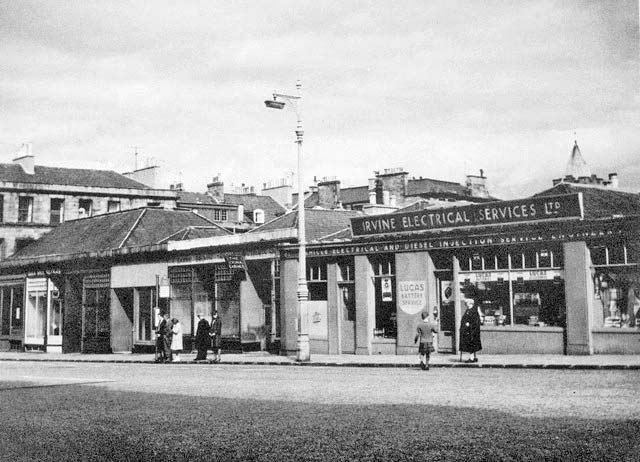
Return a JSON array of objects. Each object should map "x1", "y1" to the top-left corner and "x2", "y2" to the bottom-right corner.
[
  {"x1": 83, "y1": 272, "x2": 110, "y2": 289},
  {"x1": 169, "y1": 266, "x2": 193, "y2": 284}
]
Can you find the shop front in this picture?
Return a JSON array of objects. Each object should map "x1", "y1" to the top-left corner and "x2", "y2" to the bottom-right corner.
[
  {"x1": 167, "y1": 250, "x2": 277, "y2": 352},
  {"x1": 283, "y1": 192, "x2": 640, "y2": 355}
]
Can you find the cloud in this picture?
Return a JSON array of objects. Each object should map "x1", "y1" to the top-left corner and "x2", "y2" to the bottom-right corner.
[{"x1": 0, "y1": 0, "x2": 637, "y2": 198}]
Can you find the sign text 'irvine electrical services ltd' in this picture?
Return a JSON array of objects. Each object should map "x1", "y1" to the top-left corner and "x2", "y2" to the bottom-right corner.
[{"x1": 350, "y1": 193, "x2": 583, "y2": 236}]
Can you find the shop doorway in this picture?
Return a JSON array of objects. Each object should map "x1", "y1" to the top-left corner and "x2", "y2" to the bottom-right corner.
[
  {"x1": 436, "y1": 275, "x2": 455, "y2": 352},
  {"x1": 339, "y1": 284, "x2": 356, "y2": 353}
]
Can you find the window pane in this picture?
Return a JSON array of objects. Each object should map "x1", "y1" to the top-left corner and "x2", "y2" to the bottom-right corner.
[
  {"x1": 1, "y1": 288, "x2": 10, "y2": 335},
  {"x1": 26, "y1": 292, "x2": 46, "y2": 338},
  {"x1": 609, "y1": 244, "x2": 625, "y2": 265},
  {"x1": 18, "y1": 197, "x2": 33, "y2": 222},
  {"x1": 138, "y1": 288, "x2": 152, "y2": 341},
  {"x1": 50, "y1": 296, "x2": 62, "y2": 336},
  {"x1": 538, "y1": 249, "x2": 551, "y2": 268},
  {"x1": 374, "y1": 277, "x2": 396, "y2": 338},
  {"x1": 12, "y1": 286, "x2": 23, "y2": 330},
  {"x1": 591, "y1": 246, "x2": 606, "y2": 266}
]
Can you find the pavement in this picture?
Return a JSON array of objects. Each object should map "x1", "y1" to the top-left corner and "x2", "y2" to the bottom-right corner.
[{"x1": 1, "y1": 350, "x2": 640, "y2": 369}]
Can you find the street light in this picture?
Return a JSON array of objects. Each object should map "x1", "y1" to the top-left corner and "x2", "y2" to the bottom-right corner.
[{"x1": 265, "y1": 80, "x2": 310, "y2": 362}]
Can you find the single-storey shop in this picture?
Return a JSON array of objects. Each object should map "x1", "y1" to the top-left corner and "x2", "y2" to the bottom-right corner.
[{"x1": 276, "y1": 186, "x2": 640, "y2": 356}]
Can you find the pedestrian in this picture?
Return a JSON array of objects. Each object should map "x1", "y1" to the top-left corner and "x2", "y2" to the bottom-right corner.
[
  {"x1": 209, "y1": 311, "x2": 222, "y2": 363},
  {"x1": 171, "y1": 318, "x2": 183, "y2": 362},
  {"x1": 194, "y1": 314, "x2": 211, "y2": 361},
  {"x1": 459, "y1": 298, "x2": 482, "y2": 362},
  {"x1": 414, "y1": 310, "x2": 439, "y2": 370},
  {"x1": 156, "y1": 312, "x2": 172, "y2": 363}
]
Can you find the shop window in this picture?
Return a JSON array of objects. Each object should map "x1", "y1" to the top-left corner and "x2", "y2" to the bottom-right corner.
[
  {"x1": 338, "y1": 258, "x2": 355, "y2": 282},
  {"x1": 593, "y1": 268, "x2": 640, "y2": 328},
  {"x1": 307, "y1": 260, "x2": 327, "y2": 301},
  {"x1": 538, "y1": 249, "x2": 551, "y2": 268},
  {"x1": 627, "y1": 244, "x2": 639, "y2": 264},
  {"x1": 471, "y1": 253, "x2": 483, "y2": 271},
  {"x1": 18, "y1": 196, "x2": 33, "y2": 222},
  {"x1": 216, "y1": 281, "x2": 240, "y2": 338},
  {"x1": 523, "y1": 248, "x2": 537, "y2": 268},
  {"x1": 591, "y1": 246, "x2": 606, "y2": 266},
  {"x1": 371, "y1": 254, "x2": 396, "y2": 338},
  {"x1": 11, "y1": 286, "x2": 23, "y2": 333},
  {"x1": 483, "y1": 254, "x2": 497, "y2": 271},
  {"x1": 1, "y1": 287, "x2": 12, "y2": 335},
  {"x1": 496, "y1": 251, "x2": 509, "y2": 270},
  {"x1": 170, "y1": 283, "x2": 192, "y2": 335},
  {"x1": 608, "y1": 244, "x2": 626, "y2": 265},
  {"x1": 49, "y1": 198, "x2": 65, "y2": 224},
  {"x1": 49, "y1": 291, "x2": 62, "y2": 336},
  {"x1": 511, "y1": 253, "x2": 524, "y2": 269},
  {"x1": 338, "y1": 258, "x2": 356, "y2": 322},
  {"x1": 138, "y1": 288, "x2": 153, "y2": 342},
  {"x1": 26, "y1": 290, "x2": 46, "y2": 338},
  {"x1": 79, "y1": 199, "x2": 93, "y2": 218},
  {"x1": 83, "y1": 288, "x2": 110, "y2": 338}
]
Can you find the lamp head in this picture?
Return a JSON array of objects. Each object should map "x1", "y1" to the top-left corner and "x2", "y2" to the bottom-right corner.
[{"x1": 264, "y1": 99, "x2": 285, "y2": 110}]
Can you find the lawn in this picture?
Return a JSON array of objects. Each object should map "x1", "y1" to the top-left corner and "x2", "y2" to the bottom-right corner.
[{"x1": 2, "y1": 383, "x2": 639, "y2": 461}]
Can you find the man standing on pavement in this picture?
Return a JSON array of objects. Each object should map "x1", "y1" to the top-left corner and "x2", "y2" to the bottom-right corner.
[
  {"x1": 209, "y1": 312, "x2": 222, "y2": 363},
  {"x1": 156, "y1": 312, "x2": 172, "y2": 363},
  {"x1": 414, "y1": 310, "x2": 439, "y2": 370}
]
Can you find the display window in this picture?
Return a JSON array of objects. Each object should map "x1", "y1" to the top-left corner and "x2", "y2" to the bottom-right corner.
[
  {"x1": 459, "y1": 246, "x2": 565, "y2": 327},
  {"x1": 26, "y1": 290, "x2": 46, "y2": 339},
  {"x1": 1, "y1": 285, "x2": 23, "y2": 336},
  {"x1": 83, "y1": 288, "x2": 110, "y2": 338},
  {"x1": 306, "y1": 259, "x2": 328, "y2": 301},
  {"x1": 371, "y1": 254, "x2": 396, "y2": 338},
  {"x1": 216, "y1": 281, "x2": 240, "y2": 339},
  {"x1": 591, "y1": 242, "x2": 640, "y2": 328}
]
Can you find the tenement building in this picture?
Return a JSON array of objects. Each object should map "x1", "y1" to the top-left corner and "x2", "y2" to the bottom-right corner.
[{"x1": 0, "y1": 144, "x2": 177, "y2": 258}]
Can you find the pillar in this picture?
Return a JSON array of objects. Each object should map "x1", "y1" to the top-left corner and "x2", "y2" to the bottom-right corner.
[{"x1": 564, "y1": 241, "x2": 594, "y2": 355}]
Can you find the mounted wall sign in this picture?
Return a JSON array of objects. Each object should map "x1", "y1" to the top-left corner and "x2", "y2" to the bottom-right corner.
[
  {"x1": 351, "y1": 193, "x2": 583, "y2": 236},
  {"x1": 398, "y1": 280, "x2": 426, "y2": 315}
]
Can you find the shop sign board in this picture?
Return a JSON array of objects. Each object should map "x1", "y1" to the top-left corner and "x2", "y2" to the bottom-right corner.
[
  {"x1": 351, "y1": 193, "x2": 583, "y2": 236},
  {"x1": 304, "y1": 225, "x2": 617, "y2": 258},
  {"x1": 381, "y1": 277, "x2": 393, "y2": 302},
  {"x1": 225, "y1": 255, "x2": 246, "y2": 271},
  {"x1": 460, "y1": 269, "x2": 563, "y2": 283},
  {"x1": 398, "y1": 281, "x2": 426, "y2": 315}
]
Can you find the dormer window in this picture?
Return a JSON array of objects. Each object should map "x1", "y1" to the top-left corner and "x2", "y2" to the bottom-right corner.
[{"x1": 253, "y1": 209, "x2": 265, "y2": 224}]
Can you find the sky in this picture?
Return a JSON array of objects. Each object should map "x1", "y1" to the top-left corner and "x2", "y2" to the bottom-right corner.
[{"x1": 0, "y1": 0, "x2": 638, "y2": 199}]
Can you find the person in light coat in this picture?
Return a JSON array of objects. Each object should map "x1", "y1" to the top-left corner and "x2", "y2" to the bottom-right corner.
[{"x1": 171, "y1": 318, "x2": 183, "y2": 362}]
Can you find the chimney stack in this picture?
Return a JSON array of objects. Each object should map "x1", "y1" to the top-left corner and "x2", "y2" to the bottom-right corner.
[
  {"x1": 207, "y1": 174, "x2": 224, "y2": 202},
  {"x1": 13, "y1": 143, "x2": 35, "y2": 175},
  {"x1": 608, "y1": 173, "x2": 619, "y2": 188}
]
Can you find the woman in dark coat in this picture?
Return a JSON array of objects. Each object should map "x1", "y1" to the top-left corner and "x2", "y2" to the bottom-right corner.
[
  {"x1": 194, "y1": 314, "x2": 211, "y2": 361},
  {"x1": 460, "y1": 298, "x2": 482, "y2": 362},
  {"x1": 209, "y1": 312, "x2": 222, "y2": 363}
]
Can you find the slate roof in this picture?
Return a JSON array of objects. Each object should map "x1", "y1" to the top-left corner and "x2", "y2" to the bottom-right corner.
[
  {"x1": 176, "y1": 191, "x2": 217, "y2": 205},
  {"x1": 534, "y1": 183, "x2": 640, "y2": 219},
  {"x1": 223, "y1": 193, "x2": 286, "y2": 222},
  {"x1": 8, "y1": 208, "x2": 230, "y2": 261},
  {"x1": 249, "y1": 208, "x2": 362, "y2": 242},
  {"x1": 0, "y1": 163, "x2": 149, "y2": 189}
]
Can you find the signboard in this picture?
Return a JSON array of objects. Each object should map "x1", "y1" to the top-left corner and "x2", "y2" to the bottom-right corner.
[
  {"x1": 398, "y1": 281, "x2": 426, "y2": 315},
  {"x1": 351, "y1": 193, "x2": 583, "y2": 236},
  {"x1": 381, "y1": 277, "x2": 393, "y2": 302},
  {"x1": 159, "y1": 277, "x2": 170, "y2": 298},
  {"x1": 303, "y1": 225, "x2": 617, "y2": 258},
  {"x1": 225, "y1": 255, "x2": 246, "y2": 271}
]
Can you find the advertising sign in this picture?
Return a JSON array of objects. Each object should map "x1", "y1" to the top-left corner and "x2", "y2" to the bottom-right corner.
[
  {"x1": 381, "y1": 277, "x2": 393, "y2": 302},
  {"x1": 351, "y1": 193, "x2": 583, "y2": 236},
  {"x1": 398, "y1": 281, "x2": 426, "y2": 315}
]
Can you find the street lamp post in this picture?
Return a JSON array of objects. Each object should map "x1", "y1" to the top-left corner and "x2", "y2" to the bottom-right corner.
[{"x1": 265, "y1": 80, "x2": 310, "y2": 362}]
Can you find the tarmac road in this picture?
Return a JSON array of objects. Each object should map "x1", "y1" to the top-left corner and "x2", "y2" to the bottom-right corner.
[{"x1": 2, "y1": 360, "x2": 639, "y2": 420}]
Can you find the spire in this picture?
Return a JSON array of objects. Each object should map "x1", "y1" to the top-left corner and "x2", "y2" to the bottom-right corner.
[{"x1": 565, "y1": 140, "x2": 591, "y2": 178}]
